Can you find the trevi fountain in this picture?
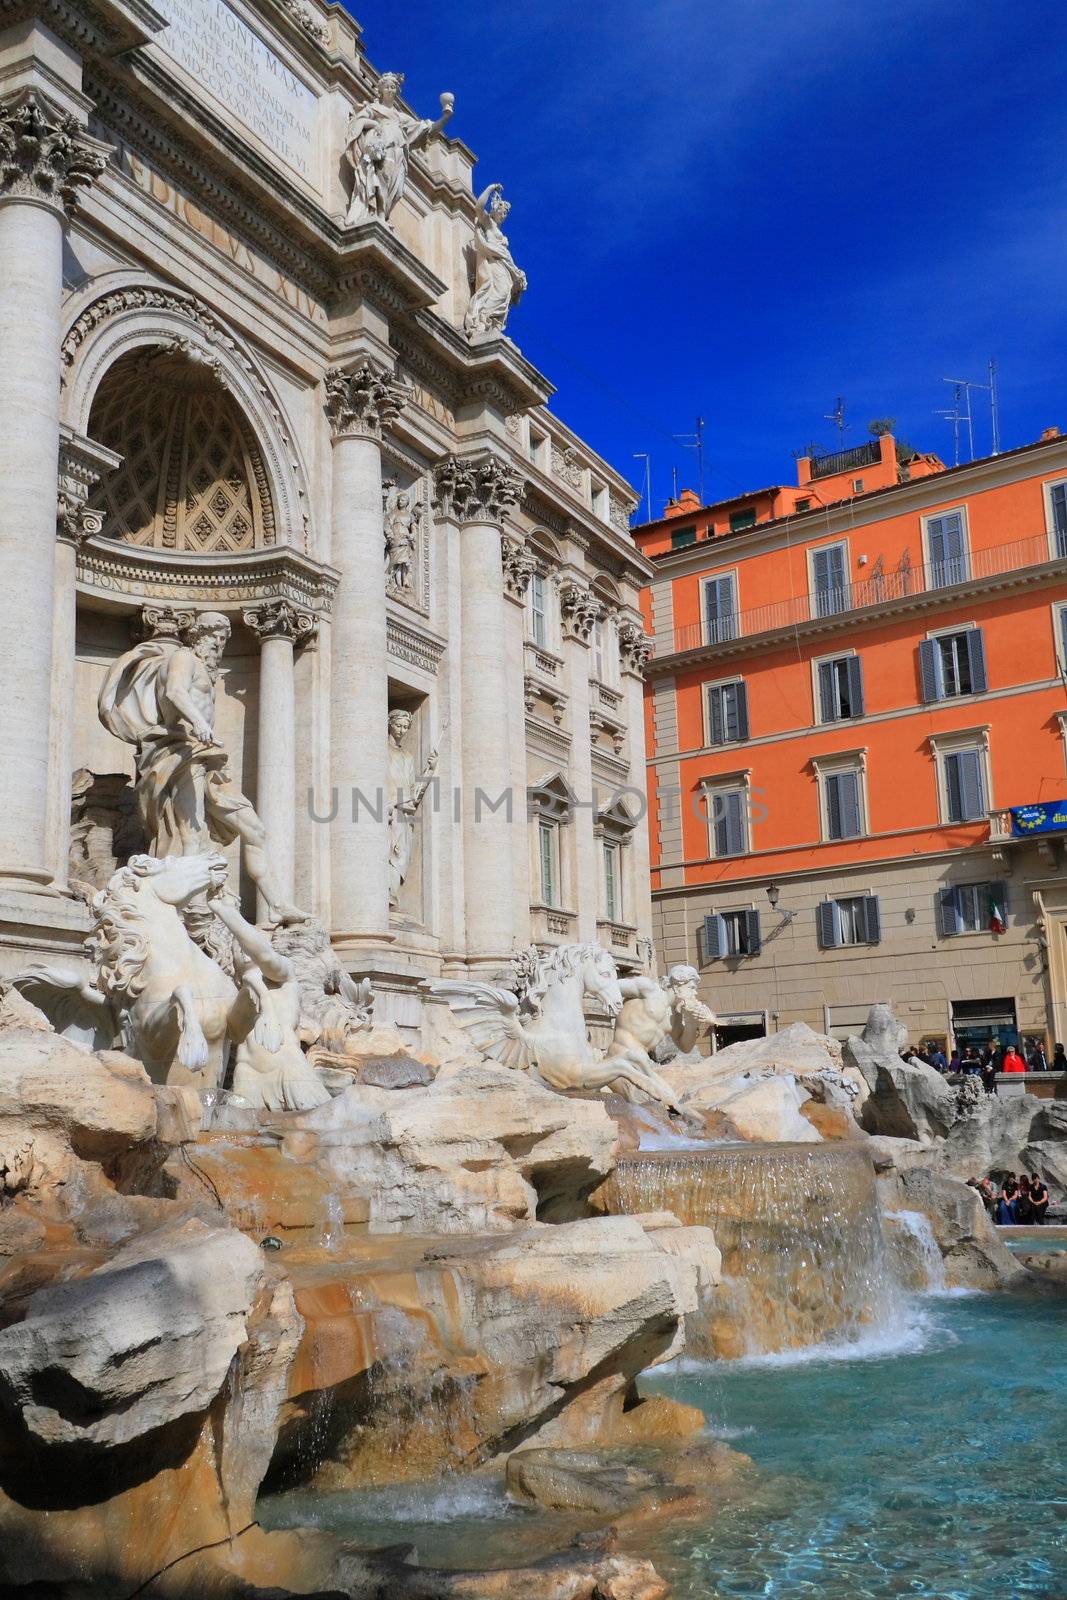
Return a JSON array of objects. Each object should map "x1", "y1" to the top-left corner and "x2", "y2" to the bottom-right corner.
[{"x1": 0, "y1": 0, "x2": 1065, "y2": 1596}]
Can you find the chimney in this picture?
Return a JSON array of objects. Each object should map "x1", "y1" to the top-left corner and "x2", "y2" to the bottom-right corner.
[{"x1": 1040, "y1": 426, "x2": 1061, "y2": 441}]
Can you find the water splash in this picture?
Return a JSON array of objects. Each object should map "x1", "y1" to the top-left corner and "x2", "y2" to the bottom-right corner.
[
  {"x1": 318, "y1": 1192, "x2": 345, "y2": 1251},
  {"x1": 885, "y1": 1208, "x2": 946, "y2": 1293}
]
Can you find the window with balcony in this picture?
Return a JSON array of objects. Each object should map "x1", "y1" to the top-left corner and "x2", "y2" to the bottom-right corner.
[
  {"x1": 706, "y1": 678, "x2": 749, "y2": 745},
  {"x1": 816, "y1": 654, "x2": 864, "y2": 722},
  {"x1": 702, "y1": 572, "x2": 738, "y2": 644},
  {"x1": 702, "y1": 908, "x2": 762, "y2": 960},
  {"x1": 817, "y1": 895, "x2": 880, "y2": 948},
  {"x1": 919, "y1": 628, "x2": 987, "y2": 701},
  {"x1": 810, "y1": 542, "x2": 849, "y2": 618},
  {"x1": 923, "y1": 509, "x2": 969, "y2": 588},
  {"x1": 937, "y1": 880, "x2": 1007, "y2": 937}
]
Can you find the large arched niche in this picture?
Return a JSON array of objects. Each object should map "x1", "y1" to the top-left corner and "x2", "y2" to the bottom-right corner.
[{"x1": 61, "y1": 276, "x2": 312, "y2": 551}]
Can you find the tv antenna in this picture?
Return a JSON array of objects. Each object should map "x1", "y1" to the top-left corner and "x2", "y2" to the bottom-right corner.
[
  {"x1": 933, "y1": 400, "x2": 963, "y2": 467},
  {"x1": 941, "y1": 364, "x2": 1000, "y2": 460},
  {"x1": 674, "y1": 415, "x2": 706, "y2": 503},
  {"x1": 633, "y1": 453, "x2": 652, "y2": 524},
  {"x1": 823, "y1": 396, "x2": 848, "y2": 442}
]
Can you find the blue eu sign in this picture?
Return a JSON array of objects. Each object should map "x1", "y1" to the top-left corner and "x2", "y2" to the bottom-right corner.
[{"x1": 1010, "y1": 802, "x2": 1067, "y2": 837}]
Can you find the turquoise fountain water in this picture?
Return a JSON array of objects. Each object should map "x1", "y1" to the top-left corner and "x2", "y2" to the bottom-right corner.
[{"x1": 641, "y1": 1290, "x2": 1067, "y2": 1599}]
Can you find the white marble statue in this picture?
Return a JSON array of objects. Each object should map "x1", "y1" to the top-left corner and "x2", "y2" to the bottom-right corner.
[
  {"x1": 388, "y1": 708, "x2": 437, "y2": 909},
  {"x1": 97, "y1": 610, "x2": 307, "y2": 926},
  {"x1": 343, "y1": 72, "x2": 454, "y2": 225},
  {"x1": 432, "y1": 943, "x2": 682, "y2": 1112},
  {"x1": 464, "y1": 183, "x2": 527, "y2": 341},
  {"x1": 383, "y1": 480, "x2": 419, "y2": 596},
  {"x1": 271, "y1": 918, "x2": 374, "y2": 1063},
  {"x1": 609, "y1": 966, "x2": 716, "y2": 1100}
]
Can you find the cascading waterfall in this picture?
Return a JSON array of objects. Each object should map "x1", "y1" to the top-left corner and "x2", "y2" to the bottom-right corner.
[
  {"x1": 602, "y1": 1144, "x2": 907, "y2": 1356},
  {"x1": 883, "y1": 1208, "x2": 946, "y2": 1293}
]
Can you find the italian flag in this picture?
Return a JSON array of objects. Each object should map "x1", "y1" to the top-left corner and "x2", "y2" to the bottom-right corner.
[{"x1": 989, "y1": 900, "x2": 1006, "y2": 935}]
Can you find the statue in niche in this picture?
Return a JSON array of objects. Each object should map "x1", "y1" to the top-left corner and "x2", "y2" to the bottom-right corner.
[
  {"x1": 97, "y1": 610, "x2": 307, "y2": 927},
  {"x1": 464, "y1": 183, "x2": 527, "y2": 341},
  {"x1": 388, "y1": 707, "x2": 438, "y2": 909},
  {"x1": 383, "y1": 479, "x2": 420, "y2": 597},
  {"x1": 68, "y1": 769, "x2": 143, "y2": 894},
  {"x1": 343, "y1": 72, "x2": 454, "y2": 225}
]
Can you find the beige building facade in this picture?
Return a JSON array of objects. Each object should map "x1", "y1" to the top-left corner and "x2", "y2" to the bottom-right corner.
[{"x1": 0, "y1": 0, "x2": 653, "y2": 1028}]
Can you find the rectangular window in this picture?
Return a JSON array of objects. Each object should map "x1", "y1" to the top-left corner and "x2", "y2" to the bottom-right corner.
[
  {"x1": 528, "y1": 427, "x2": 548, "y2": 469},
  {"x1": 702, "y1": 908, "x2": 762, "y2": 960},
  {"x1": 811, "y1": 542, "x2": 849, "y2": 618},
  {"x1": 707, "y1": 786, "x2": 747, "y2": 857},
  {"x1": 943, "y1": 747, "x2": 986, "y2": 823},
  {"x1": 602, "y1": 841, "x2": 621, "y2": 921},
  {"x1": 1049, "y1": 482, "x2": 1067, "y2": 558},
  {"x1": 795, "y1": 498, "x2": 811, "y2": 513},
  {"x1": 706, "y1": 680, "x2": 749, "y2": 745},
  {"x1": 1056, "y1": 604, "x2": 1067, "y2": 672},
  {"x1": 703, "y1": 573, "x2": 738, "y2": 644},
  {"x1": 919, "y1": 628, "x2": 987, "y2": 701},
  {"x1": 729, "y1": 508, "x2": 757, "y2": 531},
  {"x1": 817, "y1": 655, "x2": 864, "y2": 722},
  {"x1": 530, "y1": 573, "x2": 548, "y2": 647},
  {"x1": 670, "y1": 525, "x2": 696, "y2": 550},
  {"x1": 817, "y1": 895, "x2": 880, "y2": 948},
  {"x1": 823, "y1": 769, "x2": 863, "y2": 840},
  {"x1": 538, "y1": 819, "x2": 560, "y2": 907},
  {"x1": 592, "y1": 619, "x2": 606, "y2": 681},
  {"x1": 937, "y1": 881, "x2": 1007, "y2": 937},
  {"x1": 925, "y1": 510, "x2": 969, "y2": 588}
]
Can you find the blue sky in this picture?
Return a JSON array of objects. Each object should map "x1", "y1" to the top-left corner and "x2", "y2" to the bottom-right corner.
[{"x1": 351, "y1": 1, "x2": 1067, "y2": 517}]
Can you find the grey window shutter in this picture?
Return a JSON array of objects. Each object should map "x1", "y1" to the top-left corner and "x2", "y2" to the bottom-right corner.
[
  {"x1": 937, "y1": 885, "x2": 961, "y2": 937},
  {"x1": 813, "y1": 545, "x2": 847, "y2": 616},
  {"x1": 817, "y1": 899, "x2": 840, "y2": 949},
  {"x1": 706, "y1": 575, "x2": 737, "y2": 643},
  {"x1": 966, "y1": 629, "x2": 987, "y2": 694},
  {"x1": 846, "y1": 655, "x2": 865, "y2": 716},
  {"x1": 1053, "y1": 485, "x2": 1067, "y2": 556},
  {"x1": 928, "y1": 513, "x2": 966, "y2": 585},
  {"x1": 818, "y1": 661, "x2": 835, "y2": 722},
  {"x1": 825, "y1": 773, "x2": 842, "y2": 838},
  {"x1": 862, "y1": 895, "x2": 881, "y2": 944},
  {"x1": 745, "y1": 908, "x2": 762, "y2": 955},
  {"x1": 722, "y1": 790, "x2": 744, "y2": 855},
  {"x1": 919, "y1": 638, "x2": 941, "y2": 702},
  {"x1": 735, "y1": 682, "x2": 749, "y2": 741},
  {"x1": 956, "y1": 749, "x2": 984, "y2": 820},
  {"x1": 709, "y1": 687, "x2": 725, "y2": 745},
  {"x1": 839, "y1": 772, "x2": 862, "y2": 837},
  {"x1": 702, "y1": 913, "x2": 725, "y2": 960}
]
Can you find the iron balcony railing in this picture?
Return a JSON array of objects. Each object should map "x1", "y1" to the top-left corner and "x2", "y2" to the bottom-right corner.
[
  {"x1": 658, "y1": 530, "x2": 1067, "y2": 659},
  {"x1": 808, "y1": 439, "x2": 882, "y2": 479}
]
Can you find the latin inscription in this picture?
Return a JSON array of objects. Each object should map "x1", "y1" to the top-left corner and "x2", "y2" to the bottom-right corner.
[{"x1": 153, "y1": 0, "x2": 317, "y2": 182}]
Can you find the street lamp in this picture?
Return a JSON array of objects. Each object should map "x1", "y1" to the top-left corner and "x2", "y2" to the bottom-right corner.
[{"x1": 766, "y1": 883, "x2": 780, "y2": 910}]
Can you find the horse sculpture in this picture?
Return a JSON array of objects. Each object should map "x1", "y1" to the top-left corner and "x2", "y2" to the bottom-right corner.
[
  {"x1": 431, "y1": 942, "x2": 683, "y2": 1112},
  {"x1": 18, "y1": 853, "x2": 258, "y2": 1089}
]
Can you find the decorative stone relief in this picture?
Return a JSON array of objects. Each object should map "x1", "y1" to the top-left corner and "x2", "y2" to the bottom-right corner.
[
  {"x1": 464, "y1": 183, "x2": 527, "y2": 341},
  {"x1": 56, "y1": 495, "x2": 104, "y2": 547},
  {"x1": 383, "y1": 478, "x2": 422, "y2": 599},
  {"x1": 324, "y1": 359, "x2": 407, "y2": 440},
  {"x1": 502, "y1": 534, "x2": 537, "y2": 602},
  {"x1": 551, "y1": 443, "x2": 583, "y2": 491},
  {"x1": 559, "y1": 579, "x2": 601, "y2": 644},
  {"x1": 277, "y1": 0, "x2": 329, "y2": 46},
  {"x1": 433, "y1": 453, "x2": 524, "y2": 524},
  {"x1": 342, "y1": 72, "x2": 454, "y2": 225},
  {"x1": 608, "y1": 493, "x2": 632, "y2": 534},
  {"x1": 617, "y1": 618, "x2": 654, "y2": 675},
  {"x1": 0, "y1": 90, "x2": 110, "y2": 213},
  {"x1": 242, "y1": 599, "x2": 316, "y2": 644}
]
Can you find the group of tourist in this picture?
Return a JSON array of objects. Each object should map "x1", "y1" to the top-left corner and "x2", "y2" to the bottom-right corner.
[
  {"x1": 909, "y1": 1038, "x2": 1067, "y2": 1091},
  {"x1": 972, "y1": 1173, "x2": 1051, "y2": 1224}
]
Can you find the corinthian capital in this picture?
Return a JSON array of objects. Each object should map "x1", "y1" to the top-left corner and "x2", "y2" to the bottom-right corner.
[
  {"x1": 432, "y1": 452, "x2": 524, "y2": 524},
  {"x1": 559, "y1": 578, "x2": 601, "y2": 645},
  {"x1": 501, "y1": 534, "x2": 537, "y2": 603},
  {"x1": 0, "y1": 91, "x2": 111, "y2": 215},
  {"x1": 617, "y1": 616, "x2": 654, "y2": 675},
  {"x1": 324, "y1": 359, "x2": 407, "y2": 441},
  {"x1": 242, "y1": 599, "x2": 317, "y2": 644}
]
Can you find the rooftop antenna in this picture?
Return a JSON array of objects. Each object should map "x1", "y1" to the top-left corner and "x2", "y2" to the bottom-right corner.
[
  {"x1": 823, "y1": 396, "x2": 848, "y2": 442},
  {"x1": 633, "y1": 453, "x2": 652, "y2": 524},
  {"x1": 671, "y1": 464, "x2": 679, "y2": 501},
  {"x1": 673, "y1": 415, "x2": 706, "y2": 502},
  {"x1": 933, "y1": 402, "x2": 963, "y2": 467}
]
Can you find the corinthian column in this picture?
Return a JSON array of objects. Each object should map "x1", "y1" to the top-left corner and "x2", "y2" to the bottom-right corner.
[
  {"x1": 243, "y1": 600, "x2": 316, "y2": 920},
  {"x1": 324, "y1": 359, "x2": 406, "y2": 950},
  {"x1": 0, "y1": 92, "x2": 109, "y2": 892},
  {"x1": 434, "y1": 452, "x2": 524, "y2": 966}
]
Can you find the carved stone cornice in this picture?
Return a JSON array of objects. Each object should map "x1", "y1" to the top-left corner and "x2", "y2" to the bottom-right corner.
[
  {"x1": 432, "y1": 452, "x2": 524, "y2": 524},
  {"x1": 558, "y1": 578, "x2": 601, "y2": 645},
  {"x1": 324, "y1": 360, "x2": 408, "y2": 442},
  {"x1": 617, "y1": 617, "x2": 653, "y2": 677},
  {"x1": 0, "y1": 91, "x2": 111, "y2": 215},
  {"x1": 242, "y1": 599, "x2": 317, "y2": 644},
  {"x1": 76, "y1": 538, "x2": 339, "y2": 617},
  {"x1": 56, "y1": 427, "x2": 122, "y2": 547},
  {"x1": 502, "y1": 534, "x2": 537, "y2": 603}
]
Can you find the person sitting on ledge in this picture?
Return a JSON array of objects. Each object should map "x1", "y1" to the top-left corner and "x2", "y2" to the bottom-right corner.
[
  {"x1": 1001, "y1": 1044, "x2": 1027, "y2": 1074},
  {"x1": 981, "y1": 1054, "x2": 998, "y2": 1094},
  {"x1": 1054, "y1": 1042, "x2": 1067, "y2": 1073},
  {"x1": 1027, "y1": 1038, "x2": 1050, "y2": 1072},
  {"x1": 1029, "y1": 1174, "x2": 1050, "y2": 1225}
]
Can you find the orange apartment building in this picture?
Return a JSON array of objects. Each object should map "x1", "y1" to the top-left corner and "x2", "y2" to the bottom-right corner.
[{"x1": 635, "y1": 428, "x2": 1067, "y2": 1053}]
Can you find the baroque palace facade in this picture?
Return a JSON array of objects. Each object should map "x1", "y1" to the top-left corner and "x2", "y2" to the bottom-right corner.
[{"x1": 0, "y1": 0, "x2": 654, "y2": 1026}]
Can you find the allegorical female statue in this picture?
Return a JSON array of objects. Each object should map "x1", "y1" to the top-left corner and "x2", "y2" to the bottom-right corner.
[
  {"x1": 343, "y1": 71, "x2": 454, "y2": 225},
  {"x1": 464, "y1": 183, "x2": 527, "y2": 340},
  {"x1": 387, "y1": 708, "x2": 437, "y2": 909}
]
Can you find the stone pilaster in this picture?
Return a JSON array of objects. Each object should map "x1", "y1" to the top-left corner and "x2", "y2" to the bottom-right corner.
[
  {"x1": 617, "y1": 613, "x2": 654, "y2": 949},
  {"x1": 325, "y1": 358, "x2": 407, "y2": 950},
  {"x1": 558, "y1": 576, "x2": 601, "y2": 941},
  {"x1": 434, "y1": 451, "x2": 524, "y2": 965},
  {"x1": 243, "y1": 600, "x2": 316, "y2": 915},
  {"x1": 0, "y1": 92, "x2": 109, "y2": 892}
]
